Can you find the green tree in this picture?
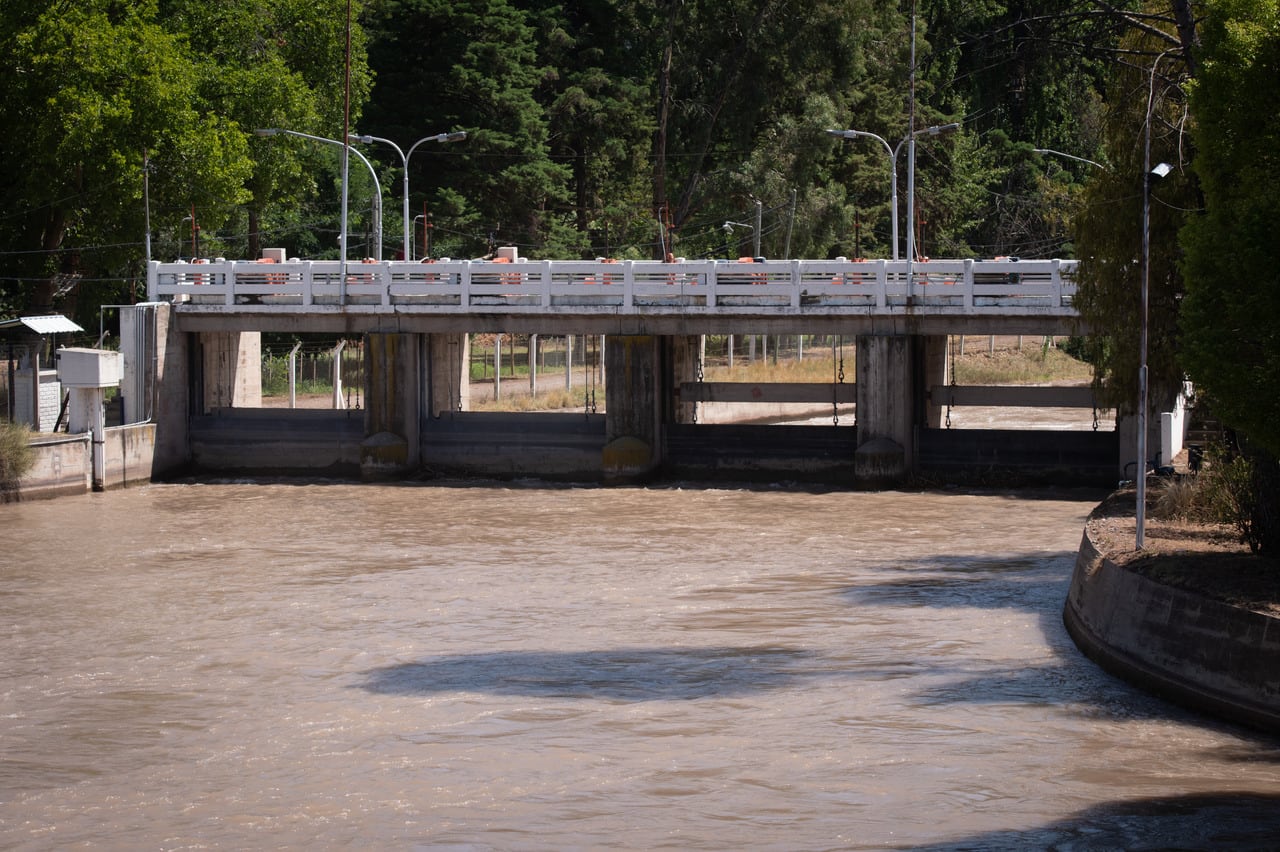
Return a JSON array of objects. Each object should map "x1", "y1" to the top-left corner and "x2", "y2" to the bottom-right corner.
[
  {"x1": 651, "y1": 0, "x2": 915, "y2": 260},
  {"x1": 1181, "y1": 0, "x2": 1280, "y2": 458},
  {"x1": 530, "y1": 0, "x2": 657, "y2": 258},
  {"x1": 0, "y1": 0, "x2": 252, "y2": 322},
  {"x1": 361, "y1": 0, "x2": 570, "y2": 258},
  {"x1": 1071, "y1": 17, "x2": 1198, "y2": 417},
  {"x1": 159, "y1": 0, "x2": 373, "y2": 260}
]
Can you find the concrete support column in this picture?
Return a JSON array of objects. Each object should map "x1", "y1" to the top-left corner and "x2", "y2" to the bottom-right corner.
[
  {"x1": 919, "y1": 334, "x2": 950, "y2": 429},
  {"x1": 143, "y1": 304, "x2": 189, "y2": 476},
  {"x1": 855, "y1": 335, "x2": 913, "y2": 487},
  {"x1": 363, "y1": 332, "x2": 422, "y2": 479},
  {"x1": 198, "y1": 331, "x2": 261, "y2": 412},
  {"x1": 603, "y1": 335, "x2": 661, "y2": 482},
  {"x1": 427, "y1": 332, "x2": 471, "y2": 416},
  {"x1": 67, "y1": 387, "x2": 107, "y2": 490},
  {"x1": 669, "y1": 334, "x2": 702, "y2": 425}
]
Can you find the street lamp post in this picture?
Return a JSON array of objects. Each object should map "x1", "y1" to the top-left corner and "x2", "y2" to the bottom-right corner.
[
  {"x1": 255, "y1": 127, "x2": 385, "y2": 261},
  {"x1": 412, "y1": 214, "x2": 426, "y2": 262},
  {"x1": 1138, "y1": 157, "x2": 1171, "y2": 549},
  {"x1": 1136, "y1": 47, "x2": 1179, "y2": 550},
  {"x1": 349, "y1": 131, "x2": 466, "y2": 260},
  {"x1": 826, "y1": 122, "x2": 959, "y2": 261}
]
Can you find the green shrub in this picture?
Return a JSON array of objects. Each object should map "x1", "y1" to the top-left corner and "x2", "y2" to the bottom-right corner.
[
  {"x1": 1150, "y1": 475, "x2": 1207, "y2": 522},
  {"x1": 0, "y1": 420, "x2": 34, "y2": 490},
  {"x1": 1199, "y1": 442, "x2": 1280, "y2": 557}
]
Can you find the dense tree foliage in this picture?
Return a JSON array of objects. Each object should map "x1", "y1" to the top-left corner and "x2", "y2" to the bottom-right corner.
[
  {"x1": 1071, "y1": 21, "x2": 1197, "y2": 416},
  {"x1": 0, "y1": 0, "x2": 249, "y2": 321},
  {"x1": 3, "y1": 0, "x2": 1170, "y2": 314},
  {"x1": 1180, "y1": 0, "x2": 1279, "y2": 561},
  {"x1": 1181, "y1": 0, "x2": 1280, "y2": 459},
  {"x1": 356, "y1": 0, "x2": 1127, "y2": 261},
  {"x1": 0, "y1": 0, "x2": 366, "y2": 328}
]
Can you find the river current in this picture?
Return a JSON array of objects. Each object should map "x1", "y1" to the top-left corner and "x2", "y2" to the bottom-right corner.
[{"x1": 3, "y1": 481, "x2": 1278, "y2": 849}]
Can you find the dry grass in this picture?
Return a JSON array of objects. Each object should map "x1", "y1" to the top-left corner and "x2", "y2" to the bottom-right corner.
[
  {"x1": 470, "y1": 386, "x2": 591, "y2": 412},
  {"x1": 954, "y1": 343, "x2": 1093, "y2": 386},
  {"x1": 1087, "y1": 485, "x2": 1279, "y2": 617},
  {"x1": 0, "y1": 420, "x2": 35, "y2": 488}
]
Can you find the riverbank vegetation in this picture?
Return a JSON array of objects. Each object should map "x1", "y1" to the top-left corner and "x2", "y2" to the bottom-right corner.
[{"x1": 0, "y1": 421, "x2": 34, "y2": 496}]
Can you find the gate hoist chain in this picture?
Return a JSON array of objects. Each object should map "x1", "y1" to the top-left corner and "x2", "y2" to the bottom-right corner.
[
  {"x1": 833, "y1": 335, "x2": 845, "y2": 425},
  {"x1": 692, "y1": 351, "x2": 704, "y2": 424},
  {"x1": 945, "y1": 334, "x2": 959, "y2": 429}
]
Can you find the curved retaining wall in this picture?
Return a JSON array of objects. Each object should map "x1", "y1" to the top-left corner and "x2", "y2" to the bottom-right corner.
[{"x1": 1064, "y1": 528, "x2": 1280, "y2": 733}]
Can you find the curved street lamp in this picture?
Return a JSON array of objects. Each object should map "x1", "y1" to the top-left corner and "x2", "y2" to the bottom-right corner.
[
  {"x1": 255, "y1": 127, "x2": 385, "y2": 261},
  {"x1": 1033, "y1": 148, "x2": 1107, "y2": 171},
  {"x1": 827, "y1": 123, "x2": 959, "y2": 261},
  {"x1": 349, "y1": 131, "x2": 467, "y2": 260}
]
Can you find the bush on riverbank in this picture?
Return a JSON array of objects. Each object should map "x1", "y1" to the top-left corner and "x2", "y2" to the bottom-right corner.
[{"x1": 0, "y1": 420, "x2": 34, "y2": 493}]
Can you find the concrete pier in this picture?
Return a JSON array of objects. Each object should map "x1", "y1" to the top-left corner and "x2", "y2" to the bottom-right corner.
[
  {"x1": 854, "y1": 335, "x2": 912, "y2": 486},
  {"x1": 363, "y1": 333, "x2": 421, "y2": 479},
  {"x1": 602, "y1": 335, "x2": 660, "y2": 482}
]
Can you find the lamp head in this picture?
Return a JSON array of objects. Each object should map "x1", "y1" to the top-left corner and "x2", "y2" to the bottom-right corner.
[
  {"x1": 253, "y1": 128, "x2": 280, "y2": 137},
  {"x1": 826, "y1": 129, "x2": 855, "y2": 139},
  {"x1": 1151, "y1": 162, "x2": 1173, "y2": 179},
  {"x1": 919, "y1": 122, "x2": 961, "y2": 137},
  {"x1": 348, "y1": 133, "x2": 374, "y2": 144},
  {"x1": 442, "y1": 131, "x2": 467, "y2": 143}
]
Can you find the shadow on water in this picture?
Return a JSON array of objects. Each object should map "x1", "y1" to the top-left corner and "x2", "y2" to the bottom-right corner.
[
  {"x1": 894, "y1": 793, "x2": 1280, "y2": 851},
  {"x1": 358, "y1": 645, "x2": 819, "y2": 701},
  {"x1": 842, "y1": 550, "x2": 1280, "y2": 748},
  {"x1": 840, "y1": 551, "x2": 1076, "y2": 615}
]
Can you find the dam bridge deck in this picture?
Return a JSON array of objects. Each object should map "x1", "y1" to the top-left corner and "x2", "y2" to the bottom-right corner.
[{"x1": 149, "y1": 257, "x2": 1080, "y2": 336}]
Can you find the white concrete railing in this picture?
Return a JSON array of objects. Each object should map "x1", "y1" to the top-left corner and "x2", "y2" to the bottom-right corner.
[{"x1": 148, "y1": 257, "x2": 1078, "y2": 315}]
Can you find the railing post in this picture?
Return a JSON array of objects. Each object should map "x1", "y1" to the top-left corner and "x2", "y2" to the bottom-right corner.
[
  {"x1": 224, "y1": 261, "x2": 236, "y2": 306},
  {"x1": 332, "y1": 339, "x2": 347, "y2": 410},
  {"x1": 790, "y1": 260, "x2": 801, "y2": 308},
  {"x1": 962, "y1": 259, "x2": 974, "y2": 311},
  {"x1": 302, "y1": 261, "x2": 314, "y2": 307},
  {"x1": 623, "y1": 260, "x2": 635, "y2": 310},
  {"x1": 565, "y1": 334, "x2": 573, "y2": 389},
  {"x1": 460, "y1": 260, "x2": 472, "y2": 308},
  {"x1": 539, "y1": 260, "x2": 552, "y2": 308},
  {"x1": 287, "y1": 341, "x2": 302, "y2": 408},
  {"x1": 875, "y1": 261, "x2": 888, "y2": 308}
]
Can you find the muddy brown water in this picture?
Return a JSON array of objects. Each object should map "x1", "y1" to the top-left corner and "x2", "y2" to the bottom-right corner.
[{"x1": 3, "y1": 482, "x2": 1278, "y2": 849}]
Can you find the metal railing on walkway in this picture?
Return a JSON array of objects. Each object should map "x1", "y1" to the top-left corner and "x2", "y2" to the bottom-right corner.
[{"x1": 148, "y1": 257, "x2": 1078, "y2": 317}]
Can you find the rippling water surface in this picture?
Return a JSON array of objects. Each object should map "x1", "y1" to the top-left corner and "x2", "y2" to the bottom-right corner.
[{"x1": 3, "y1": 482, "x2": 1278, "y2": 849}]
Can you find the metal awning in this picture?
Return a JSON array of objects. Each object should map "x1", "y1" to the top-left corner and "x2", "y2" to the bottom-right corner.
[{"x1": 0, "y1": 315, "x2": 84, "y2": 335}]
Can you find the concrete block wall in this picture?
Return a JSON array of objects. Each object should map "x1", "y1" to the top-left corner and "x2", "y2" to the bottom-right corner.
[{"x1": 15, "y1": 369, "x2": 61, "y2": 432}]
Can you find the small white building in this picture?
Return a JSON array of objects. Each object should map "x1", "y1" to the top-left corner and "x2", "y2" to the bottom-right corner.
[{"x1": 0, "y1": 315, "x2": 84, "y2": 432}]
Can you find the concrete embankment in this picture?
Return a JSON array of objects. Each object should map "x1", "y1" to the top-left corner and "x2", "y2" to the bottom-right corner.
[
  {"x1": 1064, "y1": 522, "x2": 1280, "y2": 733},
  {"x1": 8, "y1": 424, "x2": 157, "y2": 500}
]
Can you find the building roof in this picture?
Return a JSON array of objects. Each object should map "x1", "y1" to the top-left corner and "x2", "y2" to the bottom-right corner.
[{"x1": 0, "y1": 315, "x2": 84, "y2": 335}]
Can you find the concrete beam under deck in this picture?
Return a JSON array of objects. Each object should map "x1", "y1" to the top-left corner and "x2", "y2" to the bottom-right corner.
[
  {"x1": 168, "y1": 308, "x2": 1082, "y2": 339},
  {"x1": 682, "y1": 382, "x2": 858, "y2": 404}
]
